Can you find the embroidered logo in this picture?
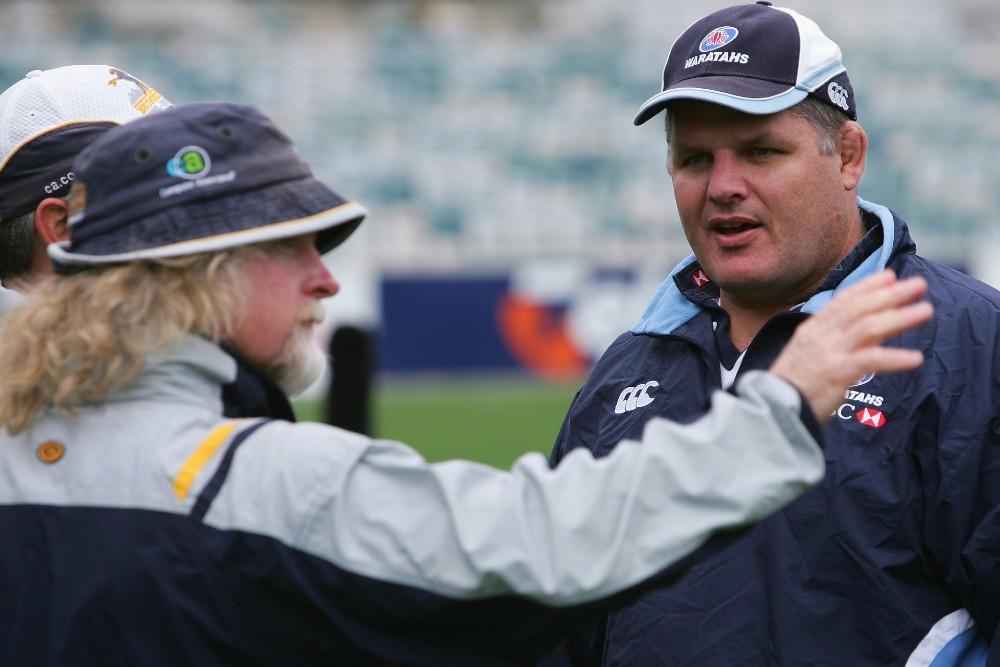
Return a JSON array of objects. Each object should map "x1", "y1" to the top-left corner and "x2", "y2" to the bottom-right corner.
[
  {"x1": 699, "y1": 26, "x2": 738, "y2": 52},
  {"x1": 167, "y1": 145, "x2": 211, "y2": 180},
  {"x1": 159, "y1": 146, "x2": 237, "y2": 200},
  {"x1": 850, "y1": 373, "x2": 875, "y2": 387},
  {"x1": 856, "y1": 407, "x2": 887, "y2": 429},
  {"x1": 828, "y1": 81, "x2": 850, "y2": 112},
  {"x1": 107, "y1": 67, "x2": 170, "y2": 114},
  {"x1": 615, "y1": 381, "x2": 659, "y2": 414},
  {"x1": 692, "y1": 269, "x2": 711, "y2": 287},
  {"x1": 833, "y1": 375, "x2": 889, "y2": 426}
]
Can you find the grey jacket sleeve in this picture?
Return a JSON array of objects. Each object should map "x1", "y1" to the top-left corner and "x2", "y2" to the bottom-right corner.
[{"x1": 204, "y1": 369, "x2": 823, "y2": 607}]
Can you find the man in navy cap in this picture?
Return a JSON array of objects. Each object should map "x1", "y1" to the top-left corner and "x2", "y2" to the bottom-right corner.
[
  {"x1": 0, "y1": 65, "x2": 170, "y2": 305},
  {"x1": 0, "y1": 101, "x2": 932, "y2": 665},
  {"x1": 546, "y1": 3, "x2": 999, "y2": 665}
]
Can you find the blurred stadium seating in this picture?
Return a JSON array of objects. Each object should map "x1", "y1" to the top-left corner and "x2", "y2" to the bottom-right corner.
[
  {"x1": 5, "y1": 0, "x2": 996, "y2": 457},
  {"x1": 2, "y1": 0, "x2": 996, "y2": 273}
]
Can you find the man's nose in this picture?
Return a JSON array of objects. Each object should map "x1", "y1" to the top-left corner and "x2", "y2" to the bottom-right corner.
[
  {"x1": 706, "y1": 154, "x2": 749, "y2": 205},
  {"x1": 314, "y1": 269, "x2": 340, "y2": 299},
  {"x1": 306, "y1": 248, "x2": 340, "y2": 299}
]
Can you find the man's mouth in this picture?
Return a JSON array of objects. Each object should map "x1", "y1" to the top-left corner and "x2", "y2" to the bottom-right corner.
[
  {"x1": 717, "y1": 222, "x2": 755, "y2": 234},
  {"x1": 709, "y1": 218, "x2": 762, "y2": 246},
  {"x1": 297, "y1": 302, "x2": 326, "y2": 327},
  {"x1": 710, "y1": 217, "x2": 760, "y2": 234}
]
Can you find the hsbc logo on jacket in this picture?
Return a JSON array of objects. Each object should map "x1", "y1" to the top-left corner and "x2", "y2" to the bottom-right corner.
[{"x1": 833, "y1": 374, "x2": 889, "y2": 429}]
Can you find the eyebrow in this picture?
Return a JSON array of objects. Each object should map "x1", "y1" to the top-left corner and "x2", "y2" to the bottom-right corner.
[{"x1": 671, "y1": 129, "x2": 784, "y2": 155}]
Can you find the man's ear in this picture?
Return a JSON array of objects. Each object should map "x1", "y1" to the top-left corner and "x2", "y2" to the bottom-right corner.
[
  {"x1": 34, "y1": 197, "x2": 70, "y2": 244},
  {"x1": 16, "y1": 198, "x2": 70, "y2": 282},
  {"x1": 838, "y1": 122, "x2": 868, "y2": 192}
]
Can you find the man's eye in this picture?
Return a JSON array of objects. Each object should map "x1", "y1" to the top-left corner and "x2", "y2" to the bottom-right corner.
[
  {"x1": 748, "y1": 147, "x2": 776, "y2": 157},
  {"x1": 680, "y1": 153, "x2": 710, "y2": 167},
  {"x1": 268, "y1": 237, "x2": 305, "y2": 258}
]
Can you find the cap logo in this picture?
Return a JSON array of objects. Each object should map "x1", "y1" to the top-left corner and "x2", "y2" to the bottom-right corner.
[
  {"x1": 159, "y1": 145, "x2": 236, "y2": 199},
  {"x1": 699, "y1": 26, "x2": 738, "y2": 53},
  {"x1": 827, "y1": 81, "x2": 850, "y2": 112},
  {"x1": 44, "y1": 171, "x2": 75, "y2": 195},
  {"x1": 166, "y1": 146, "x2": 211, "y2": 180},
  {"x1": 107, "y1": 67, "x2": 169, "y2": 115}
]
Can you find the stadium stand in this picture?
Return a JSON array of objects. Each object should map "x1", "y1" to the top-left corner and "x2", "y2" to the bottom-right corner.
[{"x1": 0, "y1": 0, "x2": 994, "y2": 272}]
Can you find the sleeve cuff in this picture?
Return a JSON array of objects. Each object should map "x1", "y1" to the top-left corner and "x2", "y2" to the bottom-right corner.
[{"x1": 731, "y1": 371, "x2": 825, "y2": 449}]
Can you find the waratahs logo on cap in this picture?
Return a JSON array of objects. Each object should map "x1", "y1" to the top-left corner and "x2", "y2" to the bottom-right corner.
[
  {"x1": 166, "y1": 146, "x2": 211, "y2": 180},
  {"x1": 699, "y1": 26, "x2": 739, "y2": 53}
]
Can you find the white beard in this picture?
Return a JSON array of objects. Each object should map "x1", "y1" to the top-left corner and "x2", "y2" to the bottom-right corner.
[{"x1": 265, "y1": 304, "x2": 328, "y2": 396}]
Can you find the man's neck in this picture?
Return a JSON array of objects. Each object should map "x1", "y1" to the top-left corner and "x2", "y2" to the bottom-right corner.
[{"x1": 719, "y1": 298, "x2": 791, "y2": 351}]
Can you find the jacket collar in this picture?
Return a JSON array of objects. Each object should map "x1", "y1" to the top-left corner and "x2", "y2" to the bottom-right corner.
[
  {"x1": 113, "y1": 335, "x2": 295, "y2": 421},
  {"x1": 219, "y1": 345, "x2": 297, "y2": 421},
  {"x1": 632, "y1": 197, "x2": 914, "y2": 335},
  {"x1": 114, "y1": 336, "x2": 236, "y2": 411}
]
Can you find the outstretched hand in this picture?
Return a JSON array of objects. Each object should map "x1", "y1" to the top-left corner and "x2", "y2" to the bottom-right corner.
[{"x1": 770, "y1": 270, "x2": 933, "y2": 423}]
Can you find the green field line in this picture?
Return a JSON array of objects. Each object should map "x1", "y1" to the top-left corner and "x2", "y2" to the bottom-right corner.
[{"x1": 295, "y1": 377, "x2": 581, "y2": 469}]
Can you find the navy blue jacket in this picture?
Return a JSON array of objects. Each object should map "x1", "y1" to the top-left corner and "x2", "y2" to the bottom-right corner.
[{"x1": 547, "y1": 199, "x2": 1000, "y2": 666}]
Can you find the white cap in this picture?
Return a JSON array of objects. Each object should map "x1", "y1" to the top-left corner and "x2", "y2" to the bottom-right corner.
[
  {"x1": 0, "y1": 65, "x2": 172, "y2": 164},
  {"x1": 0, "y1": 65, "x2": 172, "y2": 220}
]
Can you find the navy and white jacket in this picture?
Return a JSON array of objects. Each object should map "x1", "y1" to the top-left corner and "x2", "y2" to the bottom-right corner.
[
  {"x1": 547, "y1": 198, "x2": 1000, "y2": 666},
  {"x1": 0, "y1": 334, "x2": 825, "y2": 666}
]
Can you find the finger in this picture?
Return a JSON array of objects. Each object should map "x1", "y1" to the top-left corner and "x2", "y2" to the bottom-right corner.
[
  {"x1": 818, "y1": 278, "x2": 929, "y2": 341},
  {"x1": 848, "y1": 301, "x2": 934, "y2": 347},
  {"x1": 845, "y1": 347, "x2": 924, "y2": 375},
  {"x1": 836, "y1": 269, "x2": 897, "y2": 299},
  {"x1": 830, "y1": 276, "x2": 928, "y2": 324},
  {"x1": 818, "y1": 269, "x2": 897, "y2": 318},
  {"x1": 821, "y1": 273, "x2": 924, "y2": 321}
]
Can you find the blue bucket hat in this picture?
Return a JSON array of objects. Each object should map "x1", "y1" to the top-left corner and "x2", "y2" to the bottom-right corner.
[
  {"x1": 49, "y1": 102, "x2": 367, "y2": 271},
  {"x1": 634, "y1": 2, "x2": 856, "y2": 125}
]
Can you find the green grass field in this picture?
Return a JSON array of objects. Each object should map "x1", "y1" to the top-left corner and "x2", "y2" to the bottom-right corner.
[{"x1": 294, "y1": 376, "x2": 581, "y2": 469}]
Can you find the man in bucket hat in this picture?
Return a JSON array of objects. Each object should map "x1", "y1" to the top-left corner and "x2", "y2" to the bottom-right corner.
[
  {"x1": 546, "y1": 2, "x2": 1000, "y2": 665},
  {"x1": 0, "y1": 101, "x2": 932, "y2": 664},
  {"x1": 0, "y1": 65, "x2": 170, "y2": 305}
]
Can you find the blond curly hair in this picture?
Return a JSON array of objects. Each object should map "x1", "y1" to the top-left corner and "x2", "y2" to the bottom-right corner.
[{"x1": 0, "y1": 249, "x2": 254, "y2": 434}]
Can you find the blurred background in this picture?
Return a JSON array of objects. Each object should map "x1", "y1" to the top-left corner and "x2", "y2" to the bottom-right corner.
[{"x1": 4, "y1": 0, "x2": 999, "y2": 466}]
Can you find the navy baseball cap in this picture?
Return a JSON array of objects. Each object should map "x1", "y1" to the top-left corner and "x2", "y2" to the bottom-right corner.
[
  {"x1": 49, "y1": 102, "x2": 367, "y2": 270},
  {"x1": 634, "y1": 2, "x2": 856, "y2": 125},
  {"x1": 0, "y1": 65, "x2": 172, "y2": 222}
]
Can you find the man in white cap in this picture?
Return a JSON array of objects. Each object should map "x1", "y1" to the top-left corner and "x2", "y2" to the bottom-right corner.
[
  {"x1": 0, "y1": 101, "x2": 932, "y2": 665},
  {"x1": 0, "y1": 65, "x2": 170, "y2": 303},
  {"x1": 545, "y1": 3, "x2": 1000, "y2": 665}
]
